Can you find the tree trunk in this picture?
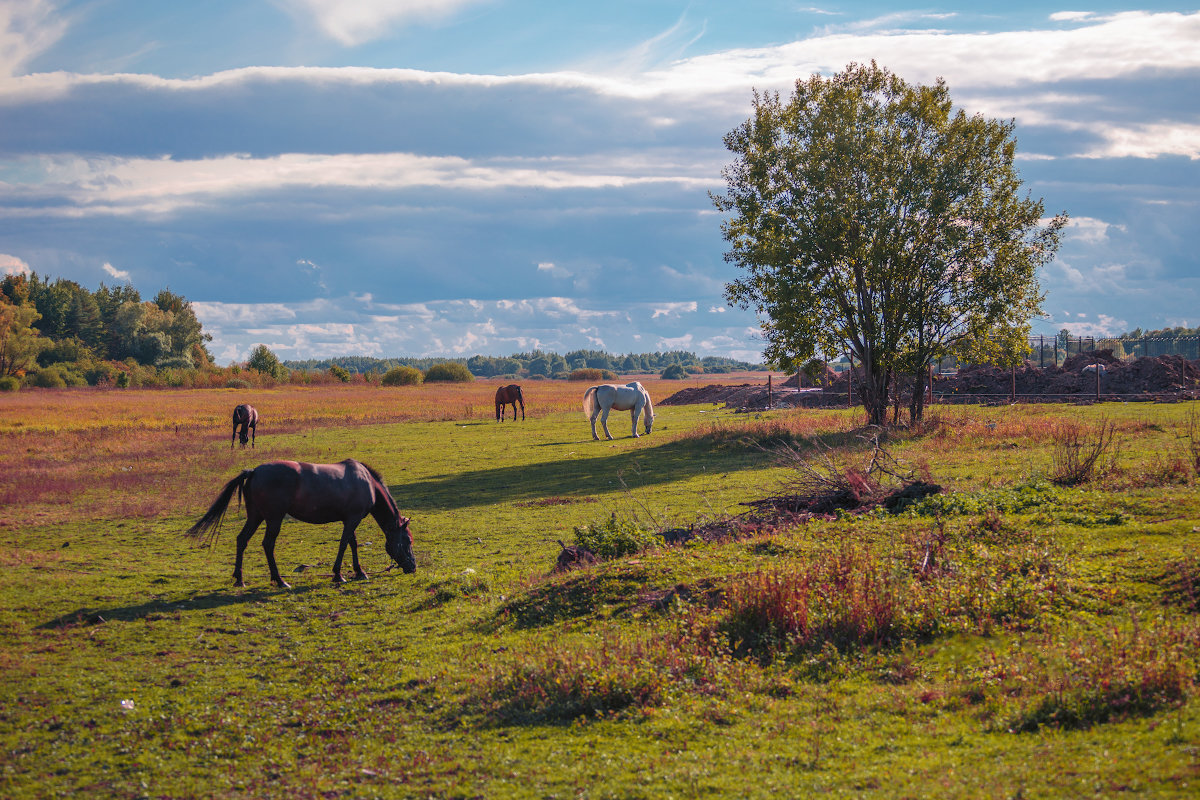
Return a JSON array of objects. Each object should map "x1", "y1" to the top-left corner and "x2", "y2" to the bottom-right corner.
[
  {"x1": 859, "y1": 365, "x2": 890, "y2": 426},
  {"x1": 908, "y1": 370, "x2": 927, "y2": 423}
]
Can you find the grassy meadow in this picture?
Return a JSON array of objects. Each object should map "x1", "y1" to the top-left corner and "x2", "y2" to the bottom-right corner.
[{"x1": 2, "y1": 378, "x2": 1200, "y2": 798}]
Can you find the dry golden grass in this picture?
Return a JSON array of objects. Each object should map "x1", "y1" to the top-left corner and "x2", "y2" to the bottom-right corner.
[{"x1": 0, "y1": 376, "x2": 710, "y2": 528}]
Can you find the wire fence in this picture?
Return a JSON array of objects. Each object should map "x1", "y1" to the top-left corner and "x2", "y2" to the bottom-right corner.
[{"x1": 1025, "y1": 335, "x2": 1200, "y2": 366}]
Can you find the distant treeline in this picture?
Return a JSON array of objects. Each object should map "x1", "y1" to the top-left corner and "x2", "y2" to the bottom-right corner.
[
  {"x1": 285, "y1": 349, "x2": 765, "y2": 377},
  {"x1": 1, "y1": 272, "x2": 212, "y2": 388},
  {"x1": 1116, "y1": 325, "x2": 1200, "y2": 339}
]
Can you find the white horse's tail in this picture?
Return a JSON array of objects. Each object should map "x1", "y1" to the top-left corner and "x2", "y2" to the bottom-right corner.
[{"x1": 582, "y1": 386, "x2": 598, "y2": 419}]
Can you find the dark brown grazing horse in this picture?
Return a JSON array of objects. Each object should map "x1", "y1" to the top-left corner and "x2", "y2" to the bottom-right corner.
[
  {"x1": 186, "y1": 459, "x2": 416, "y2": 587},
  {"x1": 231, "y1": 403, "x2": 258, "y2": 449},
  {"x1": 495, "y1": 384, "x2": 525, "y2": 421}
]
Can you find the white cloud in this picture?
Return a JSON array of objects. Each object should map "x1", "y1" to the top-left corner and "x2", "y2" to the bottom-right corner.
[
  {"x1": 0, "y1": 0, "x2": 67, "y2": 78},
  {"x1": 101, "y1": 261, "x2": 130, "y2": 280},
  {"x1": 0, "y1": 152, "x2": 716, "y2": 218},
  {"x1": 274, "y1": 0, "x2": 492, "y2": 46},
  {"x1": 1066, "y1": 217, "x2": 1126, "y2": 246},
  {"x1": 0, "y1": 252, "x2": 30, "y2": 275},
  {"x1": 651, "y1": 301, "x2": 697, "y2": 319}
]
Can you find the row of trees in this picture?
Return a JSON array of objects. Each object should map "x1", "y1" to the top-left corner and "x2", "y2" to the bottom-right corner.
[
  {"x1": 285, "y1": 349, "x2": 762, "y2": 378},
  {"x1": 1, "y1": 272, "x2": 212, "y2": 385}
]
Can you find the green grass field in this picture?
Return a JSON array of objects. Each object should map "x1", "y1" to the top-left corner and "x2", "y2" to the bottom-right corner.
[{"x1": 3, "y1": 391, "x2": 1200, "y2": 798}]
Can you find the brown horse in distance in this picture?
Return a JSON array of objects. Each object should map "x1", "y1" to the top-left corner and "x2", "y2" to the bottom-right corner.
[
  {"x1": 232, "y1": 403, "x2": 258, "y2": 449},
  {"x1": 495, "y1": 384, "x2": 525, "y2": 421},
  {"x1": 186, "y1": 459, "x2": 417, "y2": 587}
]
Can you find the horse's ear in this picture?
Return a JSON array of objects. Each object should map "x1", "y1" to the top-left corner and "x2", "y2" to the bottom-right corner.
[{"x1": 398, "y1": 516, "x2": 410, "y2": 527}]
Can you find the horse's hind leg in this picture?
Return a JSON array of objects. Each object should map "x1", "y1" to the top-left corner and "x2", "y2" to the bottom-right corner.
[
  {"x1": 232, "y1": 513, "x2": 264, "y2": 587},
  {"x1": 600, "y1": 408, "x2": 615, "y2": 440},
  {"x1": 261, "y1": 518, "x2": 290, "y2": 588}
]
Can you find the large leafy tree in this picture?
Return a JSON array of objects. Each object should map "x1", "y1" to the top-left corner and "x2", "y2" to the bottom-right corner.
[
  {"x1": 716, "y1": 62, "x2": 1067, "y2": 424},
  {"x1": 0, "y1": 297, "x2": 44, "y2": 377}
]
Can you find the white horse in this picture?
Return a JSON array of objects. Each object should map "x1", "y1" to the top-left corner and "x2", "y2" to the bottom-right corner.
[{"x1": 583, "y1": 382, "x2": 655, "y2": 441}]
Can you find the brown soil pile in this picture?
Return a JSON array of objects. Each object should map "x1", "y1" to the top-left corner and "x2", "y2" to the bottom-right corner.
[{"x1": 661, "y1": 352, "x2": 1200, "y2": 410}]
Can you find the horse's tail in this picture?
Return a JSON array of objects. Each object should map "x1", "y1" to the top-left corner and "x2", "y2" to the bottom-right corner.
[
  {"x1": 582, "y1": 386, "x2": 598, "y2": 419},
  {"x1": 185, "y1": 470, "x2": 251, "y2": 546}
]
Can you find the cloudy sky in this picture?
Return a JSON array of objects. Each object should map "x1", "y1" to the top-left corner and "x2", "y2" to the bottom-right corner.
[{"x1": 1, "y1": 1, "x2": 1197, "y2": 364}]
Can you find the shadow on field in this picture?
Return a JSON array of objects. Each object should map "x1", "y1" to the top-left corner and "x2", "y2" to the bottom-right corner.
[
  {"x1": 391, "y1": 436, "x2": 775, "y2": 511},
  {"x1": 38, "y1": 585, "x2": 315, "y2": 629}
]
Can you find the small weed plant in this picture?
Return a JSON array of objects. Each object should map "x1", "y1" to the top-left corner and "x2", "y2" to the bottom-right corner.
[
  {"x1": 1050, "y1": 419, "x2": 1119, "y2": 486},
  {"x1": 573, "y1": 514, "x2": 660, "y2": 559}
]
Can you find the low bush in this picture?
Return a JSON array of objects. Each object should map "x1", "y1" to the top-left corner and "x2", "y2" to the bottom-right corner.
[
  {"x1": 573, "y1": 514, "x2": 660, "y2": 559},
  {"x1": 568, "y1": 368, "x2": 618, "y2": 381},
  {"x1": 0, "y1": 376, "x2": 19, "y2": 392},
  {"x1": 1050, "y1": 419, "x2": 1119, "y2": 486},
  {"x1": 381, "y1": 366, "x2": 423, "y2": 386},
  {"x1": 424, "y1": 362, "x2": 473, "y2": 383},
  {"x1": 661, "y1": 364, "x2": 689, "y2": 379}
]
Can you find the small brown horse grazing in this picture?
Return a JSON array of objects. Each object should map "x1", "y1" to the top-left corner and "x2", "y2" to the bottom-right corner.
[
  {"x1": 231, "y1": 404, "x2": 258, "y2": 449},
  {"x1": 495, "y1": 384, "x2": 525, "y2": 421},
  {"x1": 186, "y1": 459, "x2": 416, "y2": 587}
]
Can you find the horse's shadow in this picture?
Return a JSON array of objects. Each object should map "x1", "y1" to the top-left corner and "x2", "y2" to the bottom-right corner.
[
  {"x1": 38, "y1": 585, "x2": 317, "y2": 629},
  {"x1": 391, "y1": 434, "x2": 818, "y2": 511}
]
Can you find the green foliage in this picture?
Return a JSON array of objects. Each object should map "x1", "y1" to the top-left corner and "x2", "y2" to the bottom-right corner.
[
  {"x1": 661, "y1": 363, "x2": 689, "y2": 379},
  {"x1": 246, "y1": 344, "x2": 287, "y2": 380},
  {"x1": 381, "y1": 365, "x2": 423, "y2": 386},
  {"x1": 0, "y1": 299, "x2": 44, "y2": 377},
  {"x1": 224, "y1": 377, "x2": 250, "y2": 389},
  {"x1": 423, "y1": 361, "x2": 474, "y2": 382},
  {"x1": 716, "y1": 62, "x2": 1066, "y2": 423},
  {"x1": 907, "y1": 480, "x2": 1062, "y2": 516},
  {"x1": 0, "y1": 375, "x2": 19, "y2": 392},
  {"x1": 567, "y1": 367, "x2": 618, "y2": 381},
  {"x1": 328, "y1": 364, "x2": 351, "y2": 382},
  {"x1": 573, "y1": 515, "x2": 660, "y2": 559},
  {"x1": 26, "y1": 367, "x2": 67, "y2": 388}
]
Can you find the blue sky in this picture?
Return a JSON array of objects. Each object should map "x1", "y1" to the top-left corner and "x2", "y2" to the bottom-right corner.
[{"x1": 1, "y1": 2, "x2": 1197, "y2": 365}]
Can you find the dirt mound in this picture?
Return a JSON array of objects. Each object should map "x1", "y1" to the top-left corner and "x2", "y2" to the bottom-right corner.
[{"x1": 659, "y1": 353, "x2": 1200, "y2": 410}]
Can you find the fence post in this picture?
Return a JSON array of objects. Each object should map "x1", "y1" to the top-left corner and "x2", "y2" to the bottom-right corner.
[
  {"x1": 1039, "y1": 335, "x2": 1044, "y2": 367},
  {"x1": 1096, "y1": 357, "x2": 1101, "y2": 401},
  {"x1": 928, "y1": 364, "x2": 934, "y2": 405},
  {"x1": 767, "y1": 374, "x2": 772, "y2": 409},
  {"x1": 847, "y1": 354, "x2": 853, "y2": 406}
]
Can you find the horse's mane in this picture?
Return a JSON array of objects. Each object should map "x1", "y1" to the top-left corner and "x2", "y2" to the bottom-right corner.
[{"x1": 358, "y1": 461, "x2": 384, "y2": 483}]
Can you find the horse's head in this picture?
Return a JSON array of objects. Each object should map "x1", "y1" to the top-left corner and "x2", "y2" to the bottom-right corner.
[
  {"x1": 644, "y1": 412, "x2": 654, "y2": 435},
  {"x1": 384, "y1": 515, "x2": 417, "y2": 574},
  {"x1": 238, "y1": 429, "x2": 250, "y2": 445}
]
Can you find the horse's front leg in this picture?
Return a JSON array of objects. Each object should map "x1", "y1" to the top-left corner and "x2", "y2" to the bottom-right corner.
[
  {"x1": 231, "y1": 426, "x2": 236, "y2": 450},
  {"x1": 331, "y1": 521, "x2": 368, "y2": 583},
  {"x1": 631, "y1": 409, "x2": 641, "y2": 438},
  {"x1": 261, "y1": 518, "x2": 291, "y2": 588},
  {"x1": 250, "y1": 423, "x2": 255, "y2": 448}
]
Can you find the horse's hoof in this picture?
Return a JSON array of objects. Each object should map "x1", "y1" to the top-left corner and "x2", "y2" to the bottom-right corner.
[
  {"x1": 354, "y1": 572, "x2": 369, "y2": 581},
  {"x1": 332, "y1": 573, "x2": 345, "y2": 584},
  {"x1": 273, "y1": 579, "x2": 292, "y2": 589}
]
